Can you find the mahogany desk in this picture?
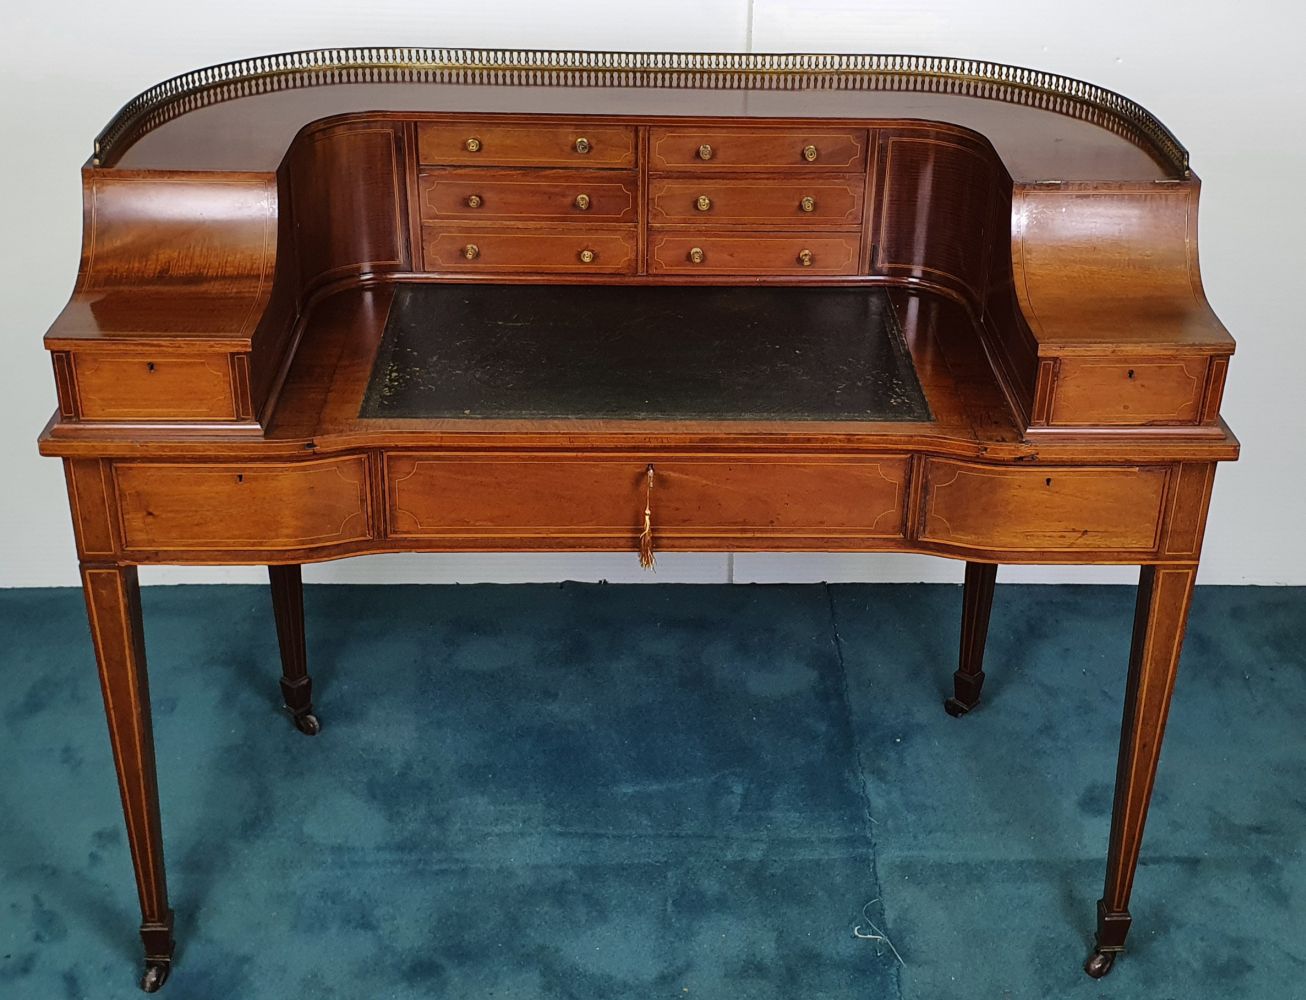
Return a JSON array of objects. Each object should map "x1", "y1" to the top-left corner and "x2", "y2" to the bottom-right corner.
[{"x1": 37, "y1": 49, "x2": 1238, "y2": 992}]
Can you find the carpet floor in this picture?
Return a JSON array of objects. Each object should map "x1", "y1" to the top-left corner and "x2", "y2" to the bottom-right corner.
[{"x1": 0, "y1": 583, "x2": 1302, "y2": 999}]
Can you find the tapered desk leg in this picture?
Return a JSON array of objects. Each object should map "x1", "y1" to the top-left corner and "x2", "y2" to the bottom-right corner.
[
  {"x1": 269, "y1": 564, "x2": 320, "y2": 735},
  {"x1": 1084, "y1": 563, "x2": 1198, "y2": 979},
  {"x1": 945, "y1": 561, "x2": 998, "y2": 717},
  {"x1": 80, "y1": 564, "x2": 175, "y2": 993}
]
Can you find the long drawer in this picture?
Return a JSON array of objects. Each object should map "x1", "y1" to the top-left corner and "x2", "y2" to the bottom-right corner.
[
  {"x1": 417, "y1": 122, "x2": 637, "y2": 168},
  {"x1": 649, "y1": 127, "x2": 868, "y2": 172},
  {"x1": 919, "y1": 460, "x2": 1167, "y2": 553},
  {"x1": 418, "y1": 168, "x2": 638, "y2": 224},
  {"x1": 648, "y1": 232, "x2": 860, "y2": 275},
  {"x1": 422, "y1": 226, "x2": 637, "y2": 274},
  {"x1": 387, "y1": 455, "x2": 909, "y2": 542},
  {"x1": 114, "y1": 457, "x2": 372, "y2": 553},
  {"x1": 648, "y1": 177, "x2": 865, "y2": 228}
]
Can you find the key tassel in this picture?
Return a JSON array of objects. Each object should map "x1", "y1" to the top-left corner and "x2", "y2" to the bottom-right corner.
[{"x1": 638, "y1": 464, "x2": 656, "y2": 571}]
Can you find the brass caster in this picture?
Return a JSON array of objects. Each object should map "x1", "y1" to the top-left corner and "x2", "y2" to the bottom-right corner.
[
  {"x1": 141, "y1": 961, "x2": 170, "y2": 992},
  {"x1": 292, "y1": 711, "x2": 321, "y2": 736},
  {"x1": 1084, "y1": 948, "x2": 1117, "y2": 979}
]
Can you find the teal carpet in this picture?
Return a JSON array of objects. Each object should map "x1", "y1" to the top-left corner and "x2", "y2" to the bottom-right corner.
[{"x1": 1, "y1": 583, "x2": 1303, "y2": 999}]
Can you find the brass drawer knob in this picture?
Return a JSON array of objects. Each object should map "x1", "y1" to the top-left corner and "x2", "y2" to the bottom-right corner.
[
  {"x1": 797, "y1": 248, "x2": 814, "y2": 267},
  {"x1": 574, "y1": 193, "x2": 591, "y2": 210},
  {"x1": 688, "y1": 246, "x2": 705, "y2": 264},
  {"x1": 799, "y1": 195, "x2": 816, "y2": 213},
  {"x1": 466, "y1": 194, "x2": 483, "y2": 209},
  {"x1": 695, "y1": 194, "x2": 712, "y2": 212},
  {"x1": 579, "y1": 248, "x2": 596, "y2": 264},
  {"x1": 697, "y1": 143, "x2": 713, "y2": 161},
  {"x1": 574, "y1": 137, "x2": 591, "y2": 154},
  {"x1": 465, "y1": 137, "x2": 482, "y2": 153},
  {"x1": 803, "y1": 144, "x2": 819, "y2": 162},
  {"x1": 462, "y1": 243, "x2": 480, "y2": 260}
]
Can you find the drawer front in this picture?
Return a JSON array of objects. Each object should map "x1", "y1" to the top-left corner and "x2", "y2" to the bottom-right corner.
[
  {"x1": 418, "y1": 169, "x2": 638, "y2": 223},
  {"x1": 920, "y1": 460, "x2": 1167, "y2": 553},
  {"x1": 649, "y1": 178, "x2": 864, "y2": 228},
  {"x1": 417, "y1": 122, "x2": 636, "y2": 168},
  {"x1": 74, "y1": 352, "x2": 237, "y2": 421},
  {"x1": 115, "y1": 457, "x2": 371, "y2": 552},
  {"x1": 388, "y1": 455, "x2": 909, "y2": 542},
  {"x1": 422, "y1": 227, "x2": 637, "y2": 274},
  {"x1": 649, "y1": 128, "x2": 868, "y2": 172},
  {"x1": 648, "y1": 232, "x2": 860, "y2": 275},
  {"x1": 1049, "y1": 357, "x2": 1209, "y2": 426}
]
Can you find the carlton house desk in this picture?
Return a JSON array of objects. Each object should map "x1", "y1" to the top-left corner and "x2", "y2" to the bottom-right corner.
[{"x1": 37, "y1": 49, "x2": 1238, "y2": 991}]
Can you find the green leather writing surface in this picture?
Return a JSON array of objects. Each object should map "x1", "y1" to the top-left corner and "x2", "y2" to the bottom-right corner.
[{"x1": 362, "y1": 284, "x2": 931, "y2": 422}]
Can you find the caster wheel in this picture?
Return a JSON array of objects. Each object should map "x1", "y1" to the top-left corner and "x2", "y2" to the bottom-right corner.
[
  {"x1": 1084, "y1": 949, "x2": 1116, "y2": 979},
  {"x1": 943, "y1": 696, "x2": 975, "y2": 717},
  {"x1": 293, "y1": 712, "x2": 321, "y2": 736},
  {"x1": 141, "y1": 961, "x2": 170, "y2": 992}
]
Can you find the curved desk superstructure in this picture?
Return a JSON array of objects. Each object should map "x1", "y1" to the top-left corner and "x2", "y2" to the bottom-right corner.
[{"x1": 37, "y1": 49, "x2": 1236, "y2": 992}]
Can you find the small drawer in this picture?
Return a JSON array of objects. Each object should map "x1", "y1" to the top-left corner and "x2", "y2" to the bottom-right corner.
[
  {"x1": 387, "y1": 455, "x2": 909, "y2": 544},
  {"x1": 418, "y1": 168, "x2": 638, "y2": 224},
  {"x1": 648, "y1": 232, "x2": 860, "y2": 275},
  {"x1": 73, "y1": 352, "x2": 238, "y2": 421},
  {"x1": 1048, "y1": 357, "x2": 1209, "y2": 426},
  {"x1": 649, "y1": 178, "x2": 864, "y2": 228},
  {"x1": 114, "y1": 457, "x2": 371, "y2": 553},
  {"x1": 649, "y1": 127, "x2": 868, "y2": 172},
  {"x1": 422, "y1": 226, "x2": 636, "y2": 274},
  {"x1": 920, "y1": 460, "x2": 1167, "y2": 554},
  {"x1": 417, "y1": 122, "x2": 636, "y2": 168}
]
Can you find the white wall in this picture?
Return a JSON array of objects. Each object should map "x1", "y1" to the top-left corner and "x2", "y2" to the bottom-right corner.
[{"x1": 1, "y1": 1, "x2": 1301, "y2": 588}]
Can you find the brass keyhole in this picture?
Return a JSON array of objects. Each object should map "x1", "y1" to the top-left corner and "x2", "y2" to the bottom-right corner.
[
  {"x1": 802, "y1": 144, "x2": 819, "y2": 162},
  {"x1": 1127, "y1": 369, "x2": 1136, "y2": 380},
  {"x1": 697, "y1": 143, "x2": 713, "y2": 161},
  {"x1": 146, "y1": 362, "x2": 156, "y2": 372},
  {"x1": 800, "y1": 195, "x2": 816, "y2": 213},
  {"x1": 466, "y1": 194, "x2": 483, "y2": 209},
  {"x1": 579, "y1": 249, "x2": 596, "y2": 264},
  {"x1": 574, "y1": 193, "x2": 591, "y2": 210},
  {"x1": 464, "y1": 137, "x2": 481, "y2": 153},
  {"x1": 462, "y1": 243, "x2": 480, "y2": 260},
  {"x1": 695, "y1": 195, "x2": 712, "y2": 212},
  {"x1": 688, "y1": 247, "x2": 705, "y2": 264}
]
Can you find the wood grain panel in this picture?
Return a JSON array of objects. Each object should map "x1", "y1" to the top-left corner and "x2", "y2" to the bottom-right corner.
[
  {"x1": 878, "y1": 135, "x2": 996, "y2": 299},
  {"x1": 920, "y1": 460, "x2": 1166, "y2": 552},
  {"x1": 417, "y1": 122, "x2": 636, "y2": 168},
  {"x1": 418, "y1": 168, "x2": 638, "y2": 223},
  {"x1": 422, "y1": 226, "x2": 636, "y2": 274},
  {"x1": 648, "y1": 232, "x2": 859, "y2": 275},
  {"x1": 1049, "y1": 357, "x2": 1208, "y2": 426},
  {"x1": 388, "y1": 455, "x2": 908, "y2": 540},
  {"x1": 649, "y1": 128, "x2": 867, "y2": 172},
  {"x1": 115, "y1": 457, "x2": 371, "y2": 551},
  {"x1": 648, "y1": 177, "x2": 864, "y2": 228},
  {"x1": 73, "y1": 352, "x2": 238, "y2": 421}
]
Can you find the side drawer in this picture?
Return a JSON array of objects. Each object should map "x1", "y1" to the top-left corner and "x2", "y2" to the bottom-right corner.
[
  {"x1": 418, "y1": 168, "x2": 638, "y2": 223},
  {"x1": 648, "y1": 232, "x2": 860, "y2": 275},
  {"x1": 387, "y1": 455, "x2": 909, "y2": 543},
  {"x1": 73, "y1": 352, "x2": 239, "y2": 421},
  {"x1": 649, "y1": 127, "x2": 868, "y2": 172},
  {"x1": 422, "y1": 226, "x2": 636, "y2": 274},
  {"x1": 114, "y1": 457, "x2": 371, "y2": 552},
  {"x1": 1048, "y1": 357, "x2": 1210, "y2": 426},
  {"x1": 648, "y1": 177, "x2": 864, "y2": 228},
  {"x1": 919, "y1": 460, "x2": 1167, "y2": 553},
  {"x1": 417, "y1": 122, "x2": 636, "y2": 168}
]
